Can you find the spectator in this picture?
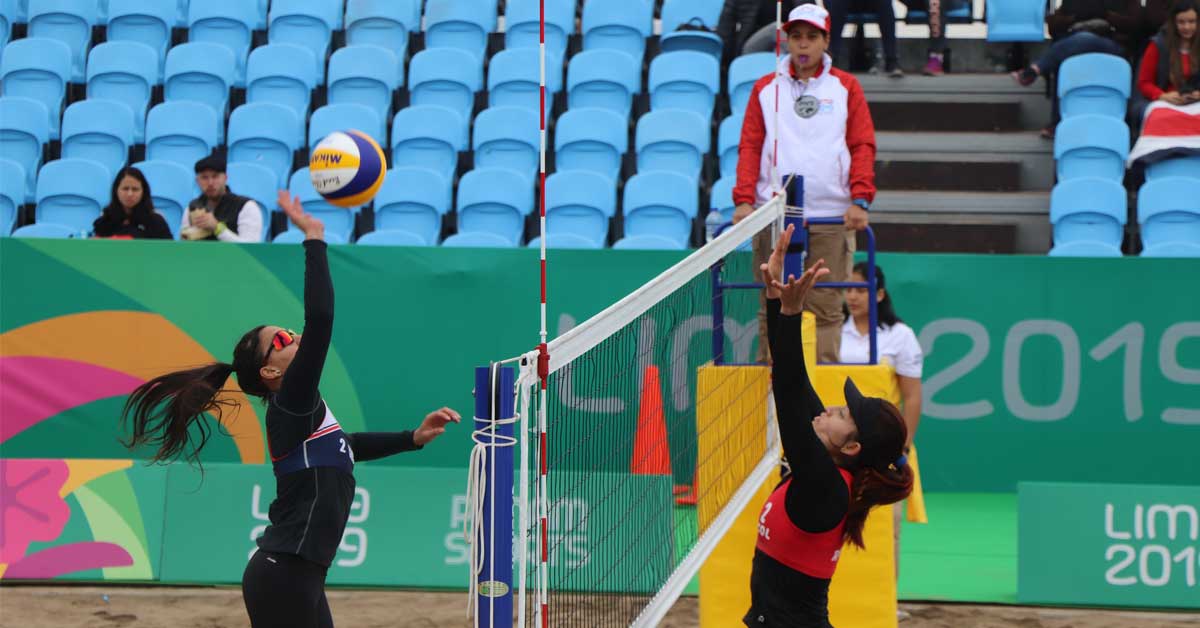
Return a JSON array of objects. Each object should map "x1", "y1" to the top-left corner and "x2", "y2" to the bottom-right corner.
[
  {"x1": 92, "y1": 167, "x2": 173, "y2": 239},
  {"x1": 826, "y1": 0, "x2": 903, "y2": 76},
  {"x1": 734, "y1": 3, "x2": 877, "y2": 364},
  {"x1": 902, "y1": 0, "x2": 951, "y2": 75},
  {"x1": 717, "y1": 0, "x2": 802, "y2": 60},
  {"x1": 181, "y1": 154, "x2": 264, "y2": 242},
  {"x1": 1137, "y1": 0, "x2": 1200, "y2": 105}
]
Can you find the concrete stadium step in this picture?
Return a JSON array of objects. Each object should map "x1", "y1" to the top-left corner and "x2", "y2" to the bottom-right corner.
[
  {"x1": 859, "y1": 74, "x2": 1053, "y2": 132},
  {"x1": 877, "y1": 131, "x2": 1054, "y2": 192},
  {"x1": 868, "y1": 190, "x2": 1052, "y2": 253}
]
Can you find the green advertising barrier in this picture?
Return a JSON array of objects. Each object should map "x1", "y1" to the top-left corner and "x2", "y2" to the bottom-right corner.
[{"x1": 1018, "y1": 482, "x2": 1200, "y2": 609}]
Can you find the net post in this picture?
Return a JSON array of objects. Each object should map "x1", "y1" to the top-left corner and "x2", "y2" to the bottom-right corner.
[
  {"x1": 711, "y1": 260, "x2": 726, "y2": 365},
  {"x1": 474, "y1": 364, "x2": 516, "y2": 628},
  {"x1": 783, "y1": 175, "x2": 805, "y2": 281},
  {"x1": 865, "y1": 226, "x2": 878, "y2": 364}
]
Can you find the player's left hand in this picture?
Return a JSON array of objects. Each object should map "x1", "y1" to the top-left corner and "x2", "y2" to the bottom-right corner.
[
  {"x1": 844, "y1": 204, "x2": 869, "y2": 231},
  {"x1": 773, "y1": 259, "x2": 830, "y2": 316},
  {"x1": 414, "y1": 407, "x2": 462, "y2": 446}
]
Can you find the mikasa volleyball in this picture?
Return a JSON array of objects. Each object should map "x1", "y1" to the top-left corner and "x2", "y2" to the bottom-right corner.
[{"x1": 309, "y1": 130, "x2": 387, "y2": 208}]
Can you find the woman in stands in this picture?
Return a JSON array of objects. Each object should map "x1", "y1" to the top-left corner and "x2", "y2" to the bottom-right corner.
[
  {"x1": 1138, "y1": 0, "x2": 1200, "y2": 106},
  {"x1": 92, "y1": 167, "x2": 172, "y2": 239},
  {"x1": 121, "y1": 192, "x2": 461, "y2": 628},
  {"x1": 746, "y1": 225, "x2": 914, "y2": 628}
]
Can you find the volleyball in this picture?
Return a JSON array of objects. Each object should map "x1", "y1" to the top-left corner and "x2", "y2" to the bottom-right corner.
[{"x1": 308, "y1": 130, "x2": 387, "y2": 208}]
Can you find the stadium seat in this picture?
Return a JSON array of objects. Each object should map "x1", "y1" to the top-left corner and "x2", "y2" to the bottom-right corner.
[
  {"x1": 225, "y1": 161, "x2": 276, "y2": 241},
  {"x1": 567, "y1": 49, "x2": 641, "y2": 120},
  {"x1": 60, "y1": 99, "x2": 135, "y2": 179},
  {"x1": 505, "y1": 0, "x2": 573, "y2": 59},
  {"x1": 710, "y1": 175, "x2": 736, "y2": 223},
  {"x1": 554, "y1": 107, "x2": 628, "y2": 184},
  {"x1": 0, "y1": 0, "x2": 12, "y2": 51},
  {"x1": 527, "y1": 232, "x2": 603, "y2": 249},
  {"x1": 289, "y1": 167, "x2": 358, "y2": 242},
  {"x1": 228, "y1": 102, "x2": 303, "y2": 192},
  {"x1": 274, "y1": 228, "x2": 349, "y2": 244},
  {"x1": 390, "y1": 105, "x2": 467, "y2": 182},
  {"x1": 488, "y1": 48, "x2": 562, "y2": 119},
  {"x1": 613, "y1": 233, "x2": 687, "y2": 250},
  {"x1": 11, "y1": 222, "x2": 76, "y2": 238},
  {"x1": 268, "y1": 0, "x2": 341, "y2": 82},
  {"x1": 35, "y1": 158, "x2": 109, "y2": 233},
  {"x1": 187, "y1": 0, "x2": 258, "y2": 87},
  {"x1": 164, "y1": 42, "x2": 236, "y2": 142},
  {"x1": 0, "y1": 96, "x2": 50, "y2": 202},
  {"x1": 0, "y1": 158, "x2": 25, "y2": 235},
  {"x1": 372, "y1": 167, "x2": 452, "y2": 245},
  {"x1": 327, "y1": 45, "x2": 402, "y2": 130},
  {"x1": 718, "y1": 114, "x2": 743, "y2": 178},
  {"x1": 145, "y1": 101, "x2": 219, "y2": 170},
  {"x1": 658, "y1": 0, "x2": 724, "y2": 58},
  {"x1": 173, "y1": 0, "x2": 187, "y2": 27},
  {"x1": 246, "y1": 43, "x2": 319, "y2": 123},
  {"x1": 472, "y1": 106, "x2": 540, "y2": 182},
  {"x1": 1048, "y1": 176, "x2": 1125, "y2": 257},
  {"x1": 622, "y1": 170, "x2": 698, "y2": 247},
  {"x1": 582, "y1": 0, "x2": 653, "y2": 62},
  {"x1": 906, "y1": 0, "x2": 973, "y2": 24},
  {"x1": 1058, "y1": 53, "x2": 1131, "y2": 120},
  {"x1": 1145, "y1": 156, "x2": 1200, "y2": 181},
  {"x1": 86, "y1": 41, "x2": 158, "y2": 143},
  {"x1": 408, "y1": 47, "x2": 483, "y2": 124},
  {"x1": 105, "y1": 0, "x2": 174, "y2": 79},
  {"x1": 649, "y1": 51, "x2": 720, "y2": 120},
  {"x1": 27, "y1": 0, "x2": 96, "y2": 83},
  {"x1": 0, "y1": 37, "x2": 72, "y2": 140},
  {"x1": 309, "y1": 103, "x2": 383, "y2": 151},
  {"x1": 423, "y1": 0, "x2": 496, "y2": 64},
  {"x1": 132, "y1": 159, "x2": 193, "y2": 238},
  {"x1": 357, "y1": 228, "x2": 427, "y2": 246},
  {"x1": 1138, "y1": 176, "x2": 1200, "y2": 257},
  {"x1": 456, "y1": 167, "x2": 533, "y2": 246},
  {"x1": 636, "y1": 108, "x2": 711, "y2": 183},
  {"x1": 729, "y1": 53, "x2": 775, "y2": 115},
  {"x1": 442, "y1": 230, "x2": 514, "y2": 248},
  {"x1": 545, "y1": 170, "x2": 615, "y2": 248},
  {"x1": 1054, "y1": 114, "x2": 1129, "y2": 182},
  {"x1": 345, "y1": 0, "x2": 417, "y2": 83},
  {"x1": 985, "y1": 0, "x2": 1047, "y2": 42}
]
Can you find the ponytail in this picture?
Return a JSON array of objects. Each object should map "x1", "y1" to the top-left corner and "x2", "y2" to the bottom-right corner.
[
  {"x1": 843, "y1": 462, "x2": 915, "y2": 548},
  {"x1": 121, "y1": 362, "x2": 238, "y2": 465}
]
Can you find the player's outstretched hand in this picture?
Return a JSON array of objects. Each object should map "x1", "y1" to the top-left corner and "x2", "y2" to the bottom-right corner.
[
  {"x1": 760, "y1": 223, "x2": 795, "y2": 300},
  {"x1": 278, "y1": 190, "x2": 325, "y2": 241},
  {"x1": 414, "y1": 407, "x2": 462, "y2": 446},
  {"x1": 774, "y1": 259, "x2": 829, "y2": 316}
]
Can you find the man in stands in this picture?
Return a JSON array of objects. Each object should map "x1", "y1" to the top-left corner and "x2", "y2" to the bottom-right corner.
[
  {"x1": 181, "y1": 154, "x2": 263, "y2": 242},
  {"x1": 733, "y1": 3, "x2": 877, "y2": 364}
]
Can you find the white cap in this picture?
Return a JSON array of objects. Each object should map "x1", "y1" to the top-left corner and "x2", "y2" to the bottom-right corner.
[{"x1": 783, "y1": 4, "x2": 831, "y2": 35}]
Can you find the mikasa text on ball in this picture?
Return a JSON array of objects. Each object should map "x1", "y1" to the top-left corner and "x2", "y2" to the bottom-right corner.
[{"x1": 309, "y1": 130, "x2": 387, "y2": 208}]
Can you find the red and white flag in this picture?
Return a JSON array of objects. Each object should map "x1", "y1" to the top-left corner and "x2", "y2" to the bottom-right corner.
[{"x1": 1128, "y1": 101, "x2": 1200, "y2": 168}]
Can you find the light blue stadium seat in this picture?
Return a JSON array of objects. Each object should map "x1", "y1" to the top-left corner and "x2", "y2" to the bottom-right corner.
[
  {"x1": 1145, "y1": 156, "x2": 1200, "y2": 181},
  {"x1": 357, "y1": 228, "x2": 427, "y2": 246},
  {"x1": 424, "y1": 0, "x2": 496, "y2": 64},
  {"x1": 729, "y1": 53, "x2": 775, "y2": 115},
  {"x1": 527, "y1": 232, "x2": 603, "y2": 249},
  {"x1": 985, "y1": 0, "x2": 1046, "y2": 42},
  {"x1": 0, "y1": 37, "x2": 71, "y2": 140},
  {"x1": 309, "y1": 103, "x2": 383, "y2": 151},
  {"x1": 554, "y1": 107, "x2": 627, "y2": 184},
  {"x1": 187, "y1": 0, "x2": 257, "y2": 88},
  {"x1": 274, "y1": 228, "x2": 349, "y2": 244},
  {"x1": 1058, "y1": 53, "x2": 1131, "y2": 120},
  {"x1": 456, "y1": 167, "x2": 533, "y2": 246},
  {"x1": 505, "y1": 0, "x2": 573, "y2": 59},
  {"x1": 372, "y1": 167, "x2": 451, "y2": 245},
  {"x1": 290, "y1": 167, "x2": 358, "y2": 242},
  {"x1": 622, "y1": 170, "x2": 697, "y2": 247},
  {"x1": 253, "y1": 0, "x2": 267, "y2": 29},
  {"x1": 246, "y1": 43, "x2": 319, "y2": 123},
  {"x1": 488, "y1": 47, "x2": 562, "y2": 119},
  {"x1": 3, "y1": 0, "x2": 20, "y2": 24},
  {"x1": 649, "y1": 51, "x2": 719, "y2": 120},
  {"x1": 346, "y1": 0, "x2": 417, "y2": 84},
  {"x1": 268, "y1": 0, "x2": 341, "y2": 82},
  {"x1": 12, "y1": 222, "x2": 76, "y2": 237},
  {"x1": 636, "y1": 108, "x2": 710, "y2": 183},
  {"x1": 28, "y1": 0, "x2": 96, "y2": 83},
  {"x1": 61, "y1": 99, "x2": 135, "y2": 179},
  {"x1": 658, "y1": 0, "x2": 724, "y2": 58},
  {"x1": 1138, "y1": 176, "x2": 1200, "y2": 257},
  {"x1": 613, "y1": 233, "x2": 687, "y2": 250},
  {"x1": 582, "y1": 0, "x2": 652, "y2": 63},
  {"x1": 173, "y1": 0, "x2": 187, "y2": 27},
  {"x1": 132, "y1": 159, "x2": 193, "y2": 238},
  {"x1": 391, "y1": 105, "x2": 467, "y2": 181},
  {"x1": 86, "y1": 41, "x2": 158, "y2": 143},
  {"x1": 35, "y1": 158, "x2": 109, "y2": 233},
  {"x1": 0, "y1": 0, "x2": 13, "y2": 50},
  {"x1": 567, "y1": 49, "x2": 641, "y2": 120},
  {"x1": 0, "y1": 158, "x2": 25, "y2": 235},
  {"x1": 473, "y1": 106, "x2": 540, "y2": 183},
  {"x1": 1048, "y1": 177, "x2": 1125, "y2": 257},
  {"x1": 545, "y1": 170, "x2": 615, "y2": 247},
  {"x1": 718, "y1": 114, "x2": 743, "y2": 178},
  {"x1": 164, "y1": 42, "x2": 235, "y2": 143},
  {"x1": 225, "y1": 161, "x2": 276, "y2": 242},
  {"x1": 710, "y1": 175, "x2": 736, "y2": 223},
  {"x1": 0, "y1": 96, "x2": 50, "y2": 202},
  {"x1": 105, "y1": 0, "x2": 174, "y2": 80},
  {"x1": 228, "y1": 102, "x2": 303, "y2": 192},
  {"x1": 442, "y1": 230, "x2": 515, "y2": 248},
  {"x1": 328, "y1": 44, "x2": 402, "y2": 130},
  {"x1": 408, "y1": 47, "x2": 483, "y2": 124},
  {"x1": 145, "y1": 100, "x2": 219, "y2": 170},
  {"x1": 1054, "y1": 114, "x2": 1129, "y2": 181}
]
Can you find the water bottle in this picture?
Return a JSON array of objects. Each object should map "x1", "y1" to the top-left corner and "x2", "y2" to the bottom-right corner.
[{"x1": 704, "y1": 210, "x2": 723, "y2": 243}]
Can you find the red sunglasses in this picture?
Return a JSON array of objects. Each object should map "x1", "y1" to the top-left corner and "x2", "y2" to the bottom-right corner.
[{"x1": 262, "y1": 329, "x2": 297, "y2": 366}]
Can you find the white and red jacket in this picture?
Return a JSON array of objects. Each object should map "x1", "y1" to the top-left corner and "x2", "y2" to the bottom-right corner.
[{"x1": 733, "y1": 54, "x2": 877, "y2": 218}]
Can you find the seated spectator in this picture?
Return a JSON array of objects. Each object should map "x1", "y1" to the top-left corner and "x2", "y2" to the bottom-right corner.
[
  {"x1": 826, "y1": 0, "x2": 903, "y2": 76},
  {"x1": 92, "y1": 167, "x2": 173, "y2": 239},
  {"x1": 181, "y1": 154, "x2": 264, "y2": 242},
  {"x1": 902, "y1": 0, "x2": 951, "y2": 75},
  {"x1": 718, "y1": 0, "x2": 802, "y2": 60},
  {"x1": 1138, "y1": 0, "x2": 1199, "y2": 106}
]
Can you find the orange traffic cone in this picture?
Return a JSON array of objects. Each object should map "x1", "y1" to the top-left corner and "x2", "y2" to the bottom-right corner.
[{"x1": 630, "y1": 365, "x2": 671, "y2": 476}]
